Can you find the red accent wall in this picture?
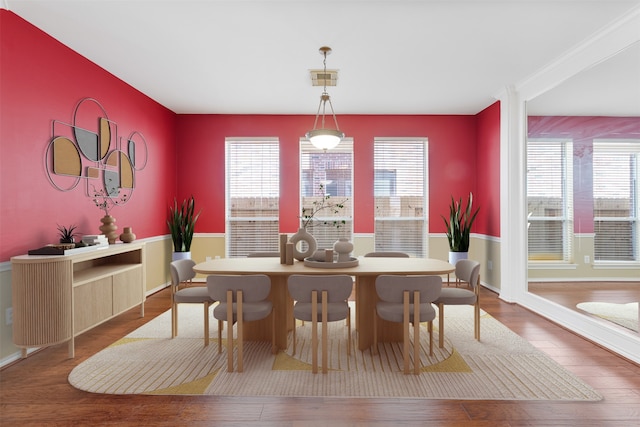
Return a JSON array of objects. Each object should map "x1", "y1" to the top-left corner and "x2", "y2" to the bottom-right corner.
[
  {"x1": 476, "y1": 102, "x2": 501, "y2": 237},
  {"x1": 176, "y1": 114, "x2": 491, "y2": 235},
  {"x1": 0, "y1": 10, "x2": 177, "y2": 261},
  {"x1": 1, "y1": 9, "x2": 503, "y2": 262}
]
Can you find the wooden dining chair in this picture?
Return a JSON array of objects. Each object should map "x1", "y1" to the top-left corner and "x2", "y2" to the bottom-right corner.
[
  {"x1": 169, "y1": 259, "x2": 214, "y2": 346},
  {"x1": 288, "y1": 274, "x2": 353, "y2": 374},
  {"x1": 434, "y1": 259, "x2": 481, "y2": 348},
  {"x1": 206, "y1": 274, "x2": 275, "y2": 372},
  {"x1": 373, "y1": 275, "x2": 442, "y2": 374}
]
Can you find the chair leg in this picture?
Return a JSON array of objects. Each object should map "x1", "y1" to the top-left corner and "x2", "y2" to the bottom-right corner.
[
  {"x1": 413, "y1": 290, "x2": 420, "y2": 375},
  {"x1": 171, "y1": 302, "x2": 177, "y2": 338},
  {"x1": 271, "y1": 310, "x2": 277, "y2": 354},
  {"x1": 311, "y1": 290, "x2": 318, "y2": 374},
  {"x1": 218, "y1": 320, "x2": 223, "y2": 354},
  {"x1": 347, "y1": 307, "x2": 351, "y2": 356},
  {"x1": 204, "y1": 302, "x2": 210, "y2": 346},
  {"x1": 226, "y1": 290, "x2": 234, "y2": 372},
  {"x1": 292, "y1": 313, "x2": 297, "y2": 356},
  {"x1": 438, "y1": 303, "x2": 445, "y2": 348},
  {"x1": 322, "y1": 290, "x2": 328, "y2": 374},
  {"x1": 237, "y1": 290, "x2": 244, "y2": 373},
  {"x1": 474, "y1": 301, "x2": 480, "y2": 341},
  {"x1": 372, "y1": 310, "x2": 378, "y2": 355},
  {"x1": 428, "y1": 320, "x2": 433, "y2": 356},
  {"x1": 403, "y1": 291, "x2": 410, "y2": 375}
]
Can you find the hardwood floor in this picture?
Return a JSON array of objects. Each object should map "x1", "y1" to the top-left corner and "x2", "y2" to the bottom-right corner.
[{"x1": 1, "y1": 286, "x2": 640, "y2": 426}]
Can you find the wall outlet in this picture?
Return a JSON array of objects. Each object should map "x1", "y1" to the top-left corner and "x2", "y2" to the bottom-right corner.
[
  {"x1": 584, "y1": 255, "x2": 590, "y2": 264},
  {"x1": 487, "y1": 260, "x2": 493, "y2": 270},
  {"x1": 5, "y1": 307, "x2": 12, "y2": 326}
]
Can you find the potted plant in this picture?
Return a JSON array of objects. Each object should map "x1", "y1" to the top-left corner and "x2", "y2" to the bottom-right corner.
[
  {"x1": 57, "y1": 224, "x2": 80, "y2": 245},
  {"x1": 442, "y1": 192, "x2": 479, "y2": 265},
  {"x1": 167, "y1": 195, "x2": 201, "y2": 260}
]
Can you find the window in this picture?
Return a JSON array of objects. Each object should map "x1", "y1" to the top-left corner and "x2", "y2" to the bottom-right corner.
[
  {"x1": 226, "y1": 139, "x2": 279, "y2": 257},
  {"x1": 527, "y1": 140, "x2": 574, "y2": 262},
  {"x1": 593, "y1": 141, "x2": 640, "y2": 262},
  {"x1": 300, "y1": 139, "x2": 353, "y2": 250},
  {"x1": 374, "y1": 138, "x2": 428, "y2": 257}
]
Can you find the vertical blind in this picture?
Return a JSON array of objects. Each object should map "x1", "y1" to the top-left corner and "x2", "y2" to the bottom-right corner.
[
  {"x1": 527, "y1": 140, "x2": 573, "y2": 261},
  {"x1": 593, "y1": 141, "x2": 639, "y2": 262},
  {"x1": 226, "y1": 139, "x2": 279, "y2": 258},
  {"x1": 300, "y1": 139, "x2": 353, "y2": 250},
  {"x1": 373, "y1": 138, "x2": 428, "y2": 257}
]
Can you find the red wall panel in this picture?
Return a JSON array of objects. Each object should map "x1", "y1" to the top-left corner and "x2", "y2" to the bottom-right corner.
[
  {"x1": 0, "y1": 10, "x2": 177, "y2": 261},
  {"x1": 176, "y1": 114, "x2": 483, "y2": 235},
  {"x1": 1, "y1": 9, "x2": 503, "y2": 262},
  {"x1": 476, "y1": 102, "x2": 501, "y2": 237}
]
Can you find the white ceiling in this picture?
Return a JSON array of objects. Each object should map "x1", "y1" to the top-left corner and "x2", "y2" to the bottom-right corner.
[{"x1": 4, "y1": 0, "x2": 640, "y2": 115}]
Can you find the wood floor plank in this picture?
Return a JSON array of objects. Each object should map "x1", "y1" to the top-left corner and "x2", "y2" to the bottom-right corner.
[{"x1": 1, "y1": 285, "x2": 639, "y2": 425}]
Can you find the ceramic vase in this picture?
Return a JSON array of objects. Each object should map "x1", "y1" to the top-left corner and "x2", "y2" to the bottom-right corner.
[
  {"x1": 99, "y1": 215, "x2": 118, "y2": 244},
  {"x1": 448, "y1": 251, "x2": 468, "y2": 266},
  {"x1": 333, "y1": 238, "x2": 354, "y2": 263},
  {"x1": 289, "y1": 227, "x2": 317, "y2": 261},
  {"x1": 119, "y1": 227, "x2": 136, "y2": 243},
  {"x1": 172, "y1": 251, "x2": 192, "y2": 261}
]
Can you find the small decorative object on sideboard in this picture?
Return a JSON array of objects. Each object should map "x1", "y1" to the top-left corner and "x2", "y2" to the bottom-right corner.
[
  {"x1": 57, "y1": 224, "x2": 79, "y2": 245},
  {"x1": 120, "y1": 227, "x2": 136, "y2": 243},
  {"x1": 99, "y1": 215, "x2": 118, "y2": 244}
]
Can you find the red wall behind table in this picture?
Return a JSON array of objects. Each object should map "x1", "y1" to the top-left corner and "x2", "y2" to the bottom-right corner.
[
  {"x1": 175, "y1": 113, "x2": 496, "y2": 235},
  {"x1": 1, "y1": 9, "x2": 503, "y2": 262},
  {"x1": 0, "y1": 10, "x2": 177, "y2": 261}
]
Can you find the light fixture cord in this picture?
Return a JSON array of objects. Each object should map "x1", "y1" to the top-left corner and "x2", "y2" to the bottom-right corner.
[{"x1": 311, "y1": 48, "x2": 341, "y2": 132}]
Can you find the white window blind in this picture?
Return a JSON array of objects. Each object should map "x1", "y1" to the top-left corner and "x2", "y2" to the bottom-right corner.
[
  {"x1": 300, "y1": 139, "x2": 353, "y2": 250},
  {"x1": 527, "y1": 140, "x2": 573, "y2": 262},
  {"x1": 593, "y1": 141, "x2": 640, "y2": 262},
  {"x1": 226, "y1": 139, "x2": 279, "y2": 258},
  {"x1": 374, "y1": 138, "x2": 428, "y2": 257}
]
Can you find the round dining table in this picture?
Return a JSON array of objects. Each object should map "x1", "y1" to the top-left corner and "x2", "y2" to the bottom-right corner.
[{"x1": 194, "y1": 256, "x2": 454, "y2": 351}]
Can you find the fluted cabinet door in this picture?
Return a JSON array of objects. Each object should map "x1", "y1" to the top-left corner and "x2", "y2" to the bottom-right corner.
[{"x1": 12, "y1": 259, "x2": 73, "y2": 347}]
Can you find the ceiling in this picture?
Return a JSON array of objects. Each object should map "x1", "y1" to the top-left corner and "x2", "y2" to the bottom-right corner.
[{"x1": 4, "y1": 0, "x2": 640, "y2": 115}]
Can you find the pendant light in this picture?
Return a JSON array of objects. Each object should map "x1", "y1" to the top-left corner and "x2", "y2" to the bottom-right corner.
[{"x1": 306, "y1": 46, "x2": 344, "y2": 150}]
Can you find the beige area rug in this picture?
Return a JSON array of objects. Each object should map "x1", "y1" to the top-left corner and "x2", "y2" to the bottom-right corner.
[
  {"x1": 576, "y1": 301, "x2": 639, "y2": 332},
  {"x1": 68, "y1": 304, "x2": 601, "y2": 401}
]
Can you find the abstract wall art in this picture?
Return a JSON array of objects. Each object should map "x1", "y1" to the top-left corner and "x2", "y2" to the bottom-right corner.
[{"x1": 45, "y1": 97, "x2": 148, "y2": 213}]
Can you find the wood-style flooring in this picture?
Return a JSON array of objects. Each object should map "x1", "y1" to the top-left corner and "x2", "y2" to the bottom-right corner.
[{"x1": 1, "y1": 286, "x2": 640, "y2": 426}]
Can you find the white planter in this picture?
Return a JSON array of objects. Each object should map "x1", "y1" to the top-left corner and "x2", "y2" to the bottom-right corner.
[
  {"x1": 448, "y1": 251, "x2": 468, "y2": 266},
  {"x1": 172, "y1": 251, "x2": 192, "y2": 261}
]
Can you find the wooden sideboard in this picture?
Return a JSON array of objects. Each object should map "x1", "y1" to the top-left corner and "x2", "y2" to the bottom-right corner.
[{"x1": 11, "y1": 242, "x2": 146, "y2": 358}]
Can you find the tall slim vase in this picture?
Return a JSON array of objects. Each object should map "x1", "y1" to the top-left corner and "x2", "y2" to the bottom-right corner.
[{"x1": 99, "y1": 215, "x2": 118, "y2": 244}]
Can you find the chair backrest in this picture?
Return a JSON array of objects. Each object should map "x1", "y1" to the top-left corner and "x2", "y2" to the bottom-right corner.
[
  {"x1": 288, "y1": 275, "x2": 353, "y2": 303},
  {"x1": 455, "y1": 259, "x2": 481, "y2": 288},
  {"x1": 207, "y1": 274, "x2": 271, "y2": 302},
  {"x1": 364, "y1": 251, "x2": 410, "y2": 258},
  {"x1": 375, "y1": 275, "x2": 442, "y2": 303},
  {"x1": 170, "y1": 259, "x2": 196, "y2": 286},
  {"x1": 246, "y1": 252, "x2": 280, "y2": 258}
]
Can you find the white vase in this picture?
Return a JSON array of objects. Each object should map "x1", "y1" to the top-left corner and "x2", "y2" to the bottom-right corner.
[
  {"x1": 172, "y1": 251, "x2": 192, "y2": 261},
  {"x1": 289, "y1": 228, "x2": 317, "y2": 261},
  {"x1": 333, "y1": 238, "x2": 354, "y2": 263},
  {"x1": 448, "y1": 251, "x2": 468, "y2": 266}
]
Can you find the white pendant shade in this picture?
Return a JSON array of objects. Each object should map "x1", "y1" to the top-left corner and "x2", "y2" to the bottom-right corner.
[{"x1": 306, "y1": 129, "x2": 344, "y2": 150}]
